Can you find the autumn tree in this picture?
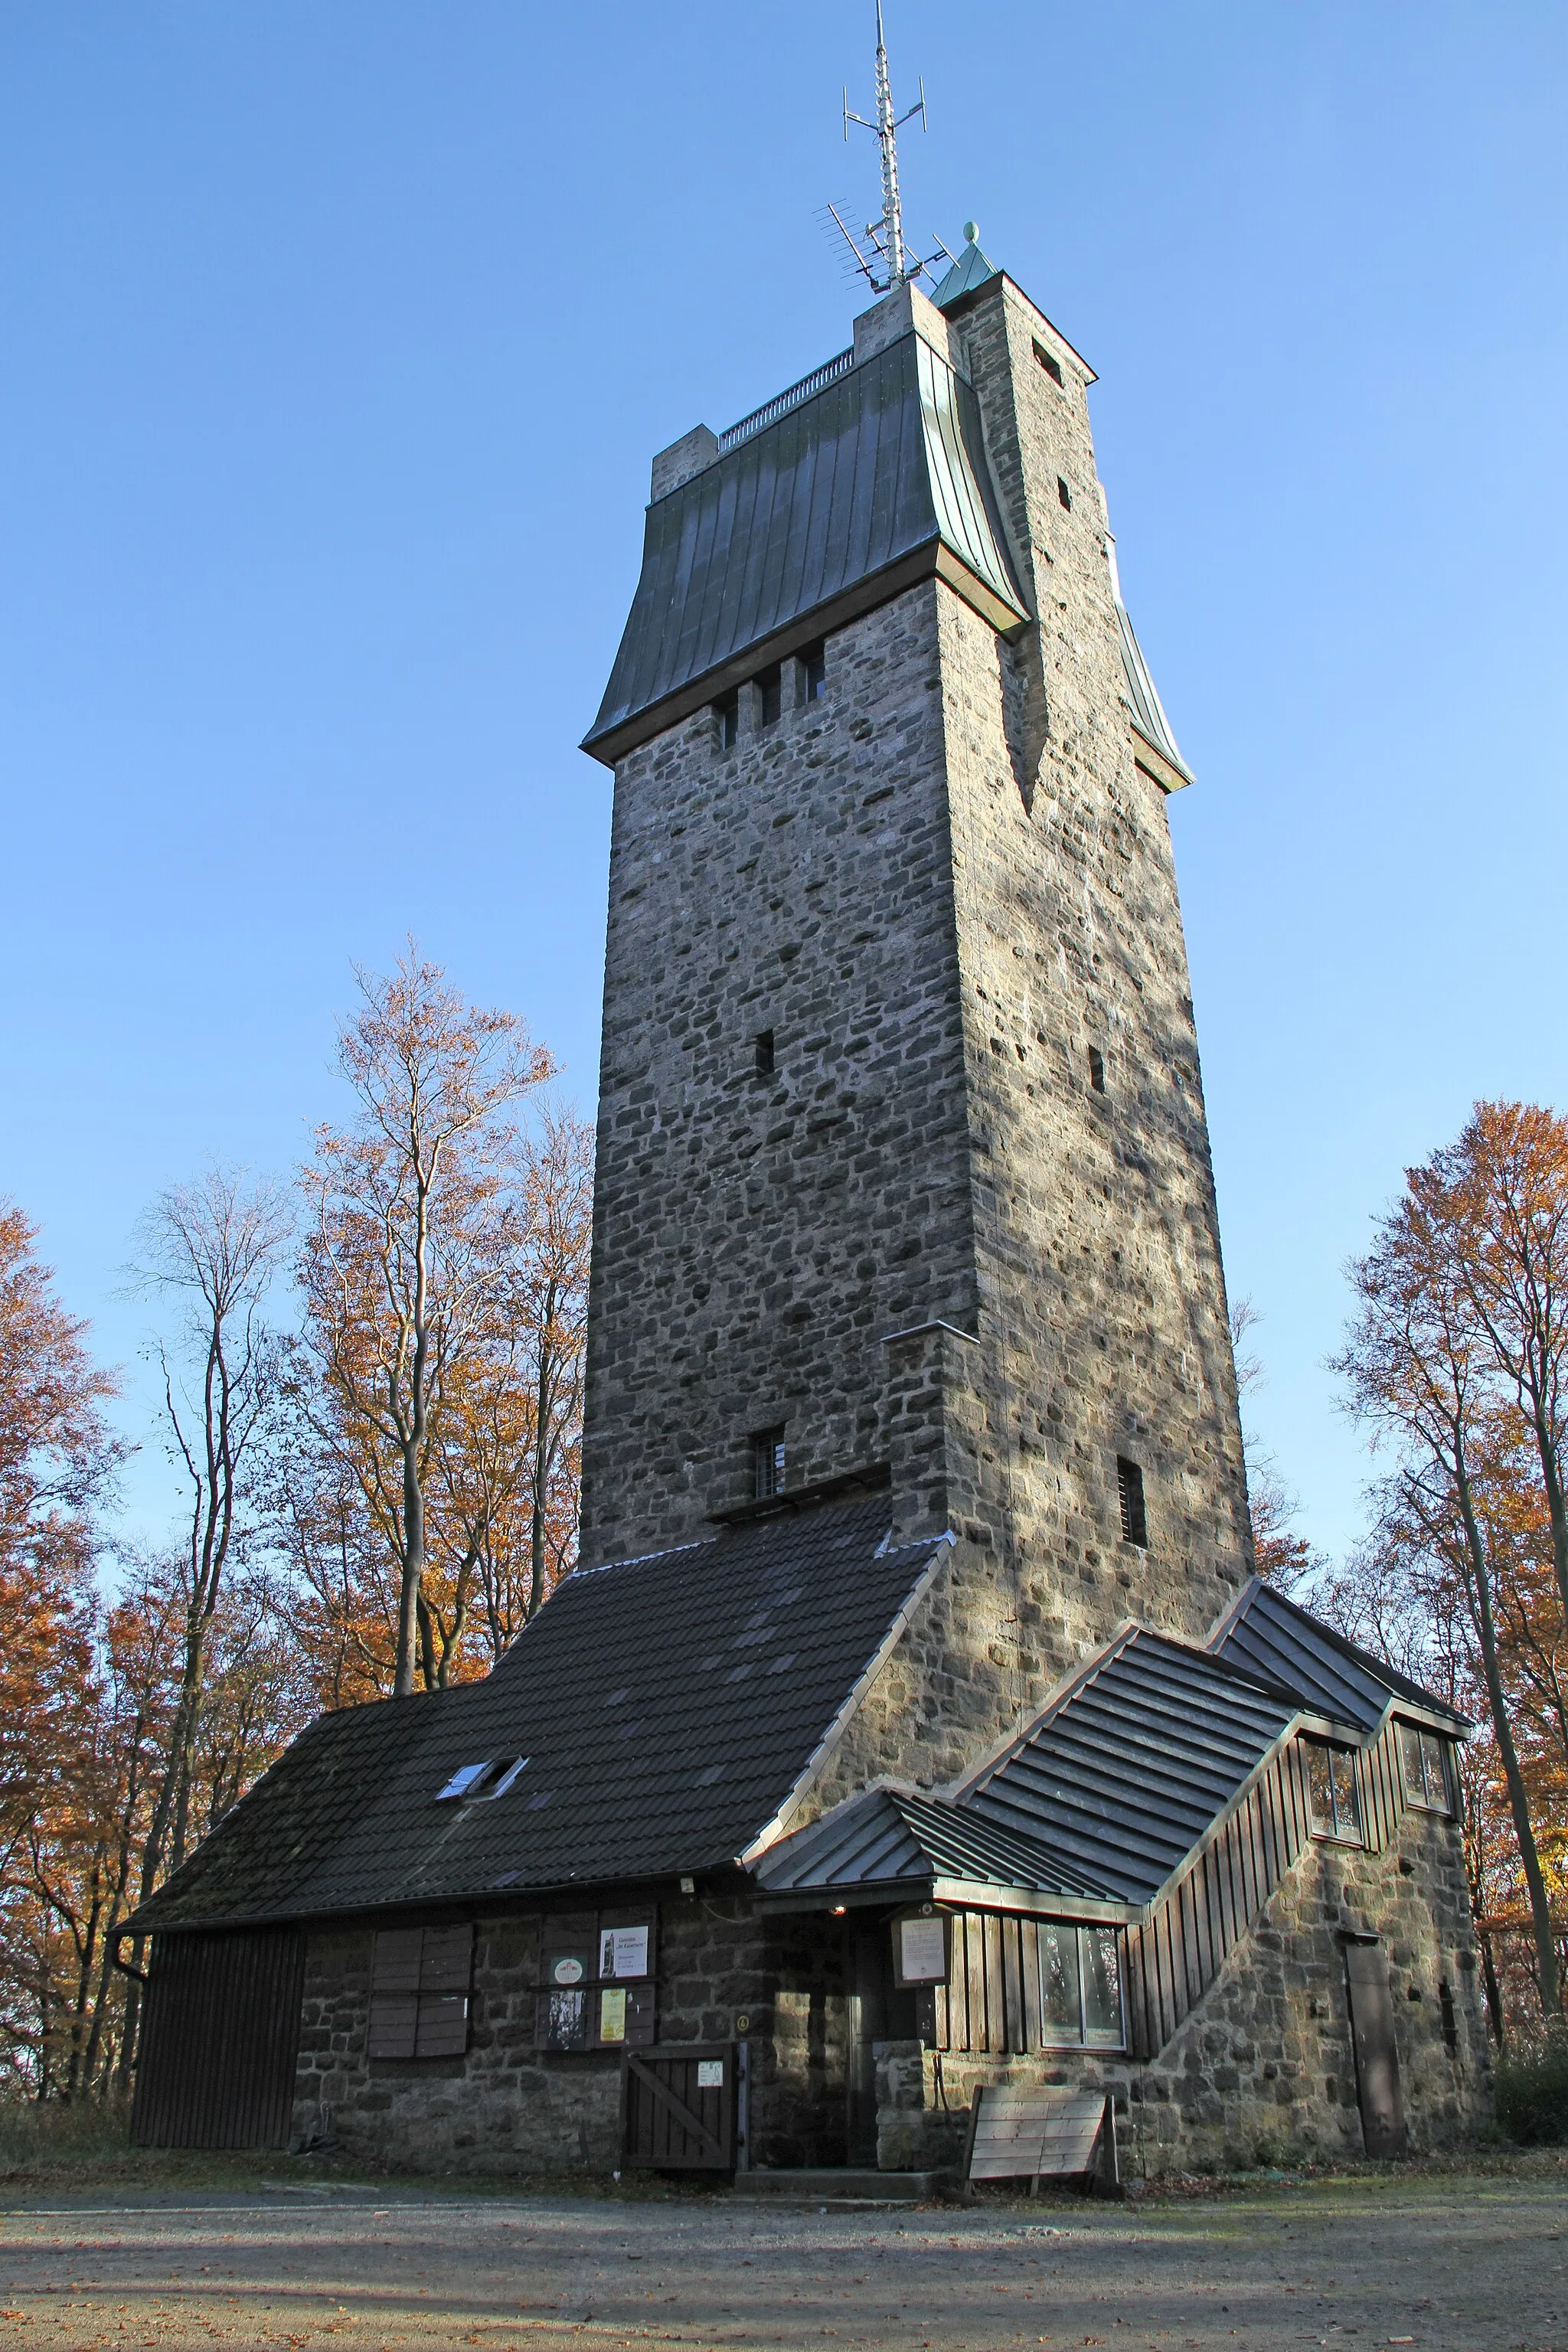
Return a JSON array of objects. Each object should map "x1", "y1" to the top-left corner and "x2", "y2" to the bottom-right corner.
[
  {"x1": 1334, "y1": 1116, "x2": 1568, "y2": 2020},
  {"x1": 1229, "y1": 1297, "x2": 1318, "y2": 1589},
  {"x1": 294, "y1": 947, "x2": 554, "y2": 1697}
]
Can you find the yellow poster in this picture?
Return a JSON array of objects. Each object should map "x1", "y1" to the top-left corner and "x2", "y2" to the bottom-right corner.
[{"x1": 599, "y1": 1988, "x2": 627, "y2": 2043}]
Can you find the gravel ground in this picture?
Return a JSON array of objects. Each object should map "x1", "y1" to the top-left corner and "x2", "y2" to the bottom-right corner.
[{"x1": 0, "y1": 2174, "x2": 1564, "y2": 2351}]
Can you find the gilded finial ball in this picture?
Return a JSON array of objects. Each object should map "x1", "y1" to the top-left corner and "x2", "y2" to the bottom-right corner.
[{"x1": 963, "y1": 220, "x2": 979, "y2": 245}]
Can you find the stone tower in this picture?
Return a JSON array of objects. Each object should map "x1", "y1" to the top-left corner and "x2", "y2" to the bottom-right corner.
[{"x1": 579, "y1": 237, "x2": 1254, "y2": 1766}]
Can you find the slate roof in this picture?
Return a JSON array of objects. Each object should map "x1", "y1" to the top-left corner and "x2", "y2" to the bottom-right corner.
[
  {"x1": 755, "y1": 1629, "x2": 1299, "y2": 1911},
  {"x1": 583, "y1": 328, "x2": 1026, "y2": 763},
  {"x1": 1214, "y1": 1578, "x2": 1471, "y2": 1737},
  {"x1": 126, "y1": 1501, "x2": 944, "y2": 1936}
]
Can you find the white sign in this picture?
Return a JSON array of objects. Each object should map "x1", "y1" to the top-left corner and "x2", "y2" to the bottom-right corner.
[
  {"x1": 696, "y1": 2060, "x2": 724, "y2": 2089},
  {"x1": 599, "y1": 1925, "x2": 649, "y2": 1980},
  {"x1": 899, "y1": 1916, "x2": 948, "y2": 1983},
  {"x1": 551, "y1": 1955, "x2": 584, "y2": 1985}
]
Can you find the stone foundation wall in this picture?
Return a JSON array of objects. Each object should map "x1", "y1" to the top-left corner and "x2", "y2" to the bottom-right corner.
[{"x1": 875, "y1": 1815, "x2": 1492, "y2": 2178}]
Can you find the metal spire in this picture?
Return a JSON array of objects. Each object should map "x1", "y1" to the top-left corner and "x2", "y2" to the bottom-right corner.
[{"x1": 836, "y1": 2, "x2": 929, "y2": 294}]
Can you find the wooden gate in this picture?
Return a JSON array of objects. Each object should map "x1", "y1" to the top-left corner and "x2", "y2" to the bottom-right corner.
[
  {"x1": 131, "y1": 1926, "x2": 305, "y2": 2150},
  {"x1": 620, "y1": 2043, "x2": 736, "y2": 2172},
  {"x1": 1343, "y1": 1936, "x2": 1408, "y2": 2159}
]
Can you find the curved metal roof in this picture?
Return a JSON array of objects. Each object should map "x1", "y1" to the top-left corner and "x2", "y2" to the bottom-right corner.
[{"x1": 583, "y1": 330, "x2": 1026, "y2": 763}]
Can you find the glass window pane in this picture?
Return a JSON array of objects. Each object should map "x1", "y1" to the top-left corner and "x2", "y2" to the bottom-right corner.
[
  {"x1": 1038, "y1": 1922, "x2": 1082, "y2": 2044},
  {"x1": 1420, "y1": 1730, "x2": 1449, "y2": 1810},
  {"x1": 1400, "y1": 1723, "x2": 1425, "y2": 1803},
  {"x1": 1306, "y1": 1741, "x2": 1335, "y2": 1836},
  {"x1": 1330, "y1": 1749, "x2": 1361, "y2": 1841},
  {"x1": 1081, "y1": 1927, "x2": 1123, "y2": 2046}
]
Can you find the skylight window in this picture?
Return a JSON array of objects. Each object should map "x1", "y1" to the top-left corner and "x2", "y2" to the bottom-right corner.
[{"x1": 435, "y1": 1756, "x2": 528, "y2": 1803}]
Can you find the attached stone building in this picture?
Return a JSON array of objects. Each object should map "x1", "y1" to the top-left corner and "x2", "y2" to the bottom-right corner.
[{"x1": 123, "y1": 233, "x2": 1491, "y2": 2178}]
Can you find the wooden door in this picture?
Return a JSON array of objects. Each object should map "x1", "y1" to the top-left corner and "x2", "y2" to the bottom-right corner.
[
  {"x1": 1343, "y1": 1938, "x2": 1407, "y2": 2158},
  {"x1": 131, "y1": 1927, "x2": 305, "y2": 2149},
  {"x1": 620, "y1": 2043, "x2": 736, "y2": 2172}
]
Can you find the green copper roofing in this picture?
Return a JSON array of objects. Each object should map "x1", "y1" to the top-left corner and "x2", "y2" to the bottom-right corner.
[
  {"x1": 931, "y1": 226, "x2": 1001, "y2": 309},
  {"x1": 583, "y1": 327, "x2": 1027, "y2": 763}
]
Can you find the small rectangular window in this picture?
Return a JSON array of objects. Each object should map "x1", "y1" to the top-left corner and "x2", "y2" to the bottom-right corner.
[
  {"x1": 758, "y1": 665, "x2": 782, "y2": 727},
  {"x1": 1400, "y1": 1723, "x2": 1452, "y2": 1813},
  {"x1": 755, "y1": 1028, "x2": 775, "y2": 1076},
  {"x1": 1116, "y1": 1456, "x2": 1147, "y2": 1548},
  {"x1": 715, "y1": 691, "x2": 738, "y2": 750},
  {"x1": 1032, "y1": 338, "x2": 1063, "y2": 385},
  {"x1": 802, "y1": 642, "x2": 826, "y2": 700},
  {"x1": 1057, "y1": 475, "x2": 1072, "y2": 511},
  {"x1": 1304, "y1": 1737, "x2": 1364, "y2": 1842},
  {"x1": 1037, "y1": 1921, "x2": 1124, "y2": 2050},
  {"x1": 1088, "y1": 1046, "x2": 1106, "y2": 1095},
  {"x1": 753, "y1": 1426, "x2": 786, "y2": 1499}
]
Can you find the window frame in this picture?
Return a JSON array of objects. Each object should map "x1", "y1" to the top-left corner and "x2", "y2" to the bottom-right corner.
[
  {"x1": 1116, "y1": 1455, "x2": 1147, "y2": 1549},
  {"x1": 368, "y1": 1923, "x2": 473, "y2": 2061},
  {"x1": 1036, "y1": 1919, "x2": 1126, "y2": 2052},
  {"x1": 752, "y1": 1426, "x2": 786, "y2": 1500},
  {"x1": 1302, "y1": 1736, "x2": 1364, "y2": 1844},
  {"x1": 1400, "y1": 1721, "x2": 1453, "y2": 1815},
  {"x1": 714, "y1": 691, "x2": 739, "y2": 750}
]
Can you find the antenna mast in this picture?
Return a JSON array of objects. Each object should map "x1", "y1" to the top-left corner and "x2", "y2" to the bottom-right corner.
[{"x1": 837, "y1": 2, "x2": 932, "y2": 295}]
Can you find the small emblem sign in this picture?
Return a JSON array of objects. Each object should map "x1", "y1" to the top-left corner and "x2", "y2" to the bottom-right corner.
[{"x1": 551, "y1": 1955, "x2": 585, "y2": 1985}]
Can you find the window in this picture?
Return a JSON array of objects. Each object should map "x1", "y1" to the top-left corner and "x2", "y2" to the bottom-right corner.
[
  {"x1": 1037, "y1": 1921, "x2": 1124, "y2": 2049},
  {"x1": 1032, "y1": 338, "x2": 1063, "y2": 385},
  {"x1": 368, "y1": 1924, "x2": 472, "y2": 2060},
  {"x1": 758, "y1": 665, "x2": 782, "y2": 727},
  {"x1": 753, "y1": 1426, "x2": 786, "y2": 1499},
  {"x1": 802, "y1": 642, "x2": 826, "y2": 701},
  {"x1": 1088, "y1": 1045, "x2": 1106, "y2": 1095},
  {"x1": 1400, "y1": 1723, "x2": 1452, "y2": 1814},
  {"x1": 755, "y1": 1028, "x2": 776, "y2": 1076},
  {"x1": 536, "y1": 1910, "x2": 655, "y2": 2051},
  {"x1": 1116, "y1": 1456, "x2": 1147, "y2": 1548},
  {"x1": 1304, "y1": 1739, "x2": 1364, "y2": 1842},
  {"x1": 435, "y1": 1756, "x2": 528, "y2": 1802},
  {"x1": 715, "y1": 691, "x2": 738, "y2": 750},
  {"x1": 1057, "y1": 475, "x2": 1072, "y2": 511}
]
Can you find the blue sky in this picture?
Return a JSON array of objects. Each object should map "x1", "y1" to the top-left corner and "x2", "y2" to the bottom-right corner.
[{"x1": 4, "y1": 2, "x2": 1566, "y2": 1556}]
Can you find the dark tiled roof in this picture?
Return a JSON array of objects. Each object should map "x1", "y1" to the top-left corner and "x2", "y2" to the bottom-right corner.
[
  {"x1": 1214, "y1": 1578, "x2": 1471, "y2": 1736},
  {"x1": 583, "y1": 329, "x2": 1025, "y2": 762},
  {"x1": 756, "y1": 1629, "x2": 1298, "y2": 1912},
  {"x1": 127, "y1": 1502, "x2": 942, "y2": 1936}
]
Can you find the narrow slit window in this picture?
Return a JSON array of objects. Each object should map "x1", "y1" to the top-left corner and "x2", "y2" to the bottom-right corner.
[
  {"x1": 755, "y1": 1028, "x2": 775, "y2": 1076},
  {"x1": 715, "y1": 691, "x2": 738, "y2": 750},
  {"x1": 1057, "y1": 476, "x2": 1072, "y2": 511},
  {"x1": 1032, "y1": 339, "x2": 1064, "y2": 385},
  {"x1": 802, "y1": 642, "x2": 826, "y2": 701},
  {"x1": 1088, "y1": 1046, "x2": 1106, "y2": 1095},
  {"x1": 758, "y1": 665, "x2": 782, "y2": 727},
  {"x1": 1116, "y1": 1456, "x2": 1147, "y2": 1547},
  {"x1": 753, "y1": 1426, "x2": 786, "y2": 1500}
]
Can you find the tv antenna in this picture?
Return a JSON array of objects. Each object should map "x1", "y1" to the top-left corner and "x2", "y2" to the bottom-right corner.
[{"x1": 830, "y1": 3, "x2": 952, "y2": 295}]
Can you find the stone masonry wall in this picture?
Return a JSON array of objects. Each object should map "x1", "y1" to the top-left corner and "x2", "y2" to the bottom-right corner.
[
  {"x1": 876, "y1": 1811, "x2": 1491, "y2": 2178},
  {"x1": 289, "y1": 1896, "x2": 858, "y2": 2176}
]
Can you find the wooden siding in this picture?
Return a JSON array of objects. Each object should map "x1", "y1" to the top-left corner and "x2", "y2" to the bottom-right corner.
[
  {"x1": 131, "y1": 1926, "x2": 305, "y2": 2149},
  {"x1": 932, "y1": 1723, "x2": 1452, "y2": 2064}
]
